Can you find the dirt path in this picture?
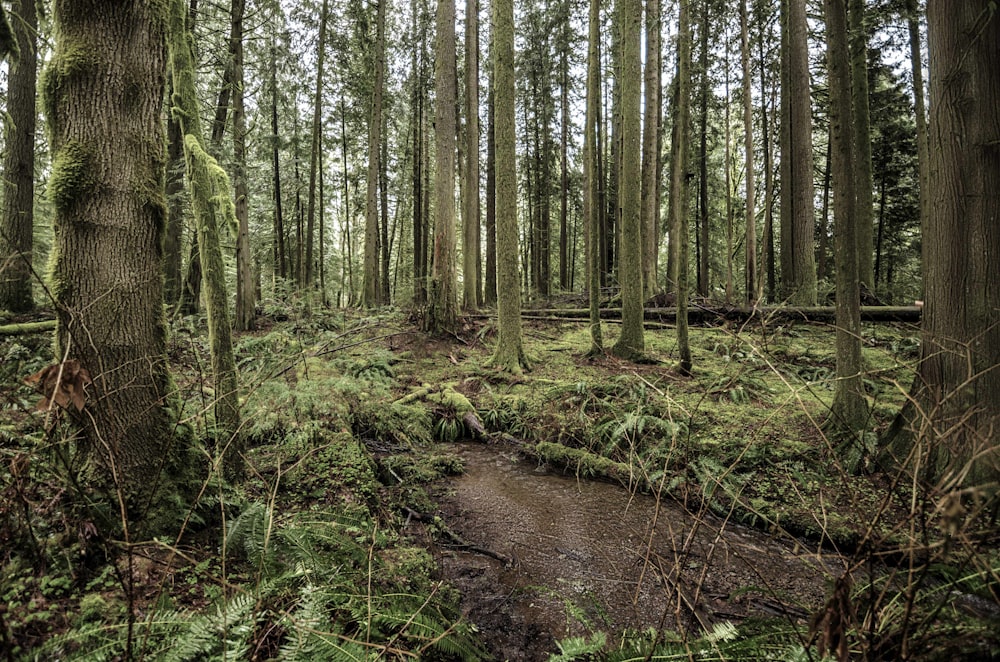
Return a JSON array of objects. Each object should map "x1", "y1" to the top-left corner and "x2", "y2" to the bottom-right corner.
[{"x1": 427, "y1": 442, "x2": 842, "y2": 660}]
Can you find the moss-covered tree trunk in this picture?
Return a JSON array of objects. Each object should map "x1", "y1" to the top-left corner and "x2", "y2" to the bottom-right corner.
[
  {"x1": 230, "y1": 0, "x2": 254, "y2": 332},
  {"x1": 583, "y1": 0, "x2": 603, "y2": 355},
  {"x1": 489, "y1": 0, "x2": 528, "y2": 373},
  {"x1": 168, "y1": 0, "x2": 242, "y2": 478},
  {"x1": 304, "y1": 0, "x2": 328, "y2": 294},
  {"x1": 740, "y1": 0, "x2": 756, "y2": 304},
  {"x1": 44, "y1": 0, "x2": 187, "y2": 519},
  {"x1": 883, "y1": 0, "x2": 1000, "y2": 489},
  {"x1": 164, "y1": 73, "x2": 186, "y2": 307},
  {"x1": 824, "y1": 0, "x2": 867, "y2": 461},
  {"x1": 611, "y1": 0, "x2": 645, "y2": 360},
  {"x1": 484, "y1": 76, "x2": 497, "y2": 306},
  {"x1": 427, "y1": 0, "x2": 458, "y2": 333},
  {"x1": 0, "y1": 0, "x2": 37, "y2": 313}
]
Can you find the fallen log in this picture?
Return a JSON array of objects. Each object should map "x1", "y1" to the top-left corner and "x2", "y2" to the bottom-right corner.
[
  {"x1": 503, "y1": 305, "x2": 922, "y2": 325},
  {"x1": 0, "y1": 319, "x2": 57, "y2": 336}
]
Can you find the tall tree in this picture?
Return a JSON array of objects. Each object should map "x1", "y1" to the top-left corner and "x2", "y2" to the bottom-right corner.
[
  {"x1": 304, "y1": 0, "x2": 329, "y2": 291},
  {"x1": 411, "y1": 0, "x2": 428, "y2": 305},
  {"x1": 847, "y1": 0, "x2": 874, "y2": 290},
  {"x1": 45, "y1": 0, "x2": 190, "y2": 519},
  {"x1": 168, "y1": 0, "x2": 242, "y2": 477},
  {"x1": 640, "y1": 0, "x2": 662, "y2": 299},
  {"x1": 230, "y1": 0, "x2": 254, "y2": 331},
  {"x1": 0, "y1": 0, "x2": 38, "y2": 313},
  {"x1": 427, "y1": 0, "x2": 458, "y2": 332},
  {"x1": 612, "y1": 0, "x2": 645, "y2": 360},
  {"x1": 463, "y1": 0, "x2": 481, "y2": 310},
  {"x1": 270, "y1": 33, "x2": 288, "y2": 281},
  {"x1": 779, "y1": 0, "x2": 817, "y2": 305},
  {"x1": 489, "y1": 0, "x2": 528, "y2": 372},
  {"x1": 364, "y1": 0, "x2": 385, "y2": 307},
  {"x1": 905, "y1": 0, "x2": 929, "y2": 240},
  {"x1": 164, "y1": 72, "x2": 186, "y2": 305},
  {"x1": 484, "y1": 78, "x2": 497, "y2": 305},
  {"x1": 824, "y1": 0, "x2": 867, "y2": 457},
  {"x1": 668, "y1": 0, "x2": 693, "y2": 374},
  {"x1": 584, "y1": 0, "x2": 603, "y2": 354},
  {"x1": 740, "y1": 0, "x2": 757, "y2": 303},
  {"x1": 883, "y1": 0, "x2": 1000, "y2": 488}
]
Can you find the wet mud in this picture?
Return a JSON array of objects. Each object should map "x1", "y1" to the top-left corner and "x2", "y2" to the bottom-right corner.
[{"x1": 427, "y1": 442, "x2": 842, "y2": 660}]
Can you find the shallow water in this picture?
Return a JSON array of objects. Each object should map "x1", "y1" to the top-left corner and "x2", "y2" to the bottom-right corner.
[{"x1": 428, "y1": 441, "x2": 842, "y2": 660}]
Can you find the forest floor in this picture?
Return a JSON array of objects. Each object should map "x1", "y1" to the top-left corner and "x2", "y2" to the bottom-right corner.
[{"x1": 1, "y1": 305, "x2": 998, "y2": 660}]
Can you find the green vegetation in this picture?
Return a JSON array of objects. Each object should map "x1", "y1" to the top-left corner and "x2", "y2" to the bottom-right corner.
[{"x1": 1, "y1": 310, "x2": 997, "y2": 660}]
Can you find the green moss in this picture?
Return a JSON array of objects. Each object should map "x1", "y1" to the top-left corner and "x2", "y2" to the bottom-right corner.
[{"x1": 49, "y1": 140, "x2": 96, "y2": 212}]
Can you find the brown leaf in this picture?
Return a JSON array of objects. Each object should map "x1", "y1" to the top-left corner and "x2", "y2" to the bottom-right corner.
[{"x1": 24, "y1": 359, "x2": 92, "y2": 412}]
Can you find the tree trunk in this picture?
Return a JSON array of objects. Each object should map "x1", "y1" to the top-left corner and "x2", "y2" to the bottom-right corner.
[
  {"x1": 46, "y1": 0, "x2": 187, "y2": 521},
  {"x1": 906, "y1": 0, "x2": 929, "y2": 278},
  {"x1": 640, "y1": 0, "x2": 661, "y2": 299},
  {"x1": 489, "y1": 0, "x2": 528, "y2": 372},
  {"x1": 883, "y1": 0, "x2": 1000, "y2": 489},
  {"x1": 305, "y1": 0, "x2": 329, "y2": 293},
  {"x1": 559, "y1": 44, "x2": 570, "y2": 292},
  {"x1": 230, "y1": 0, "x2": 254, "y2": 331},
  {"x1": 463, "y1": 0, "x2": 480, "y2": 310},
  {"x1": 270, "y1": 37, "x2": 287, "y2": 281},
  {"x1": 824, "y1": 0, "x2": 867, "y2": 463},
  {"x1": 669, "y1": 0, "x2": 693, "y2": 374},
  {"x1": 779, "y1": 0, "x2": 817, "y2": 305},
  {"x1": 740, "y1": 0, "x2": 756, "y2": 304},
  {"x1": 0, "y1": 0, "x2": 38, "y2": 313},
  {"x1": 696, "y1": 7, "x2": 709, "y2": 298},
  {"x1": 168, "y1": 0, "x2": 242, "y2": 478},
  {"x1": 611, "y1": 0, "x2": 644, "y2": 360},
  {"x1": 364, "y1": 0, "x2": 385, "y2": 307},
  {"x1": 164, "y1": 73, "x2": 185, "y2": 305},
  {"x1": 847, "y1": 0, "x2": 874, "y2": 290},
  {"x1": 427, "y1": 0, "x2": 458, "y2": 333},
  {"x1": 485, "y1": 75, "x2": 497, "y2": 305},
  {"x1": 412, "y1": 0, "x2": 427, "y2": 305}
]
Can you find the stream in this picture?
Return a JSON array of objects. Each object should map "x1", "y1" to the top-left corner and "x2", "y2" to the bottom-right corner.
[{"x1": 426, "y1": 441, "x2": 843, "y2": 660}]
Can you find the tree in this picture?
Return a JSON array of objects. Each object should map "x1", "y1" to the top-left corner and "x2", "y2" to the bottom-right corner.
[
  {"x1": 305, "y1": 0, "x2": 329, "y2": 292},
  {"x1": 668, "y1": 0, "x2": 693, "y2": 374},
  {"x1": 823, "y1": 0, "x2": 867, "y2": 459},
  {"x1": 230, "y1": 0, "x2": 255, "y2": 331},
  {"x1": 611, "y1": 0, "x2": 645, "y2": 360},
  {"x1": 463, "y1": 0, "x2": 481, "y2": 310},
  {"x1": 489, "y1": 0, "x2": 528, "y2": 373},
  {"x1": 427, "y1": 0, "x2": 458, "y2": 332},
  {"x1": 168, "y1": 0, "x2": 243, "y2": 478},
  {"x1": 740, "y1": 0, "x2": 757, "y2": 304},
  {"x1": 640, "y1": 0, "x2": 662, "y2": 300},
  {"x1": 364, "y1": 0, "x2": 385, "y2": 307},
  {"x1": 779, "y1": 0, "x2": 817, "y2": 305},
  {"x1": 883, "y1": 0, "x2": 1000, "y2": 489},
  {"x1": 583, "y1": 0, "x2": 603, "y2": 354},
  {"x1": 848, "y1": 0, "x2": 874, "y2": 290},
  {"x1": 44, "y1": 0, "x2": 190, "y2": 521},
  {"x1": 0, "y1": 0, "x2": 38, "y2": 313}
]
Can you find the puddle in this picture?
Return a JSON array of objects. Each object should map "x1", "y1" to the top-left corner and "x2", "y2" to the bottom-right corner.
[{"x1": 427, "y1": 442, "x2": 841, "y2": 660}]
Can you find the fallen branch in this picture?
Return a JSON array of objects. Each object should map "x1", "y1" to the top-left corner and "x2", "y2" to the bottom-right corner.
[{"x1": 0, "y1": 319, "x2": 56, "y2": 336}]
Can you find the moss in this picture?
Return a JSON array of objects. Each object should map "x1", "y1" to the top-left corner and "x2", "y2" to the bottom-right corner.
[
  {"x1": 48, "y1": 140, "x2": 96, "y2": 213},
  {"x1": 534, "y1": 441, "x2": 636, "y2": 487}
]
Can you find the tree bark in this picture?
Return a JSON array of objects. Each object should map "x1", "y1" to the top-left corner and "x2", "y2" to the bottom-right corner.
[
  {"x1": 230, "y1": 0, "x2": 254, "y2": 331},
  {"x1": 305, "y1": 0, "x2": 329, "y2": 292},
  {"x1": 847, "y1": 0, "x2": 874, "y2": 290},
  {"x1": 824, "y1": 0, "x2": 867, "y2": 460},
  {"x1": 883, "y1": 0, "x2": 1000, "y2": 488},
  {"x1": 489, "y1": 0, "x2": 528, "y2": 372},
  {"x1": 740, "y1": 0, "x2": 756, "y2": 304},
  {"x1": 45, "y1": 0, "x2": 187, "y2": 520},
  {"x1": 364, "y1": 0, "x2": 385, "y2": 307},
  {"x1": 0, "y1": 0, "x2": 38, "y2": 313},
  {"x1": 484, "y1": 76, "x2": 497, "y2": 305},
  {"x1": 611, "y1": 0, "x2": 645, "y2": 360},
  {"x1": 270, "y1": 36, "x2": 287, "y2": 281},
  {"x1": 779, "y1": 0, "x2": 817, "y2": 305},
  {"x1": 669, "y1": 0, "x2": 693, "y2": 374},
  {"x1": 463, "y1": 0, "x2": 481, "y2": 310},
  {"x1": 640, "y1": 0, "x2": 661, "y2": 299},
  {"x1": 427, "y1": 0, "x2": 458, "y2": 333},
  {"x1": 584, "y1": 0, "x2": 603, "y2": 354}
]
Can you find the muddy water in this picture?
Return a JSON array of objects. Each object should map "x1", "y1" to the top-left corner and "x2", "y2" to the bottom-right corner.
[{"x1": 429, "y1": 442, "x2": 841, "y2": 660}]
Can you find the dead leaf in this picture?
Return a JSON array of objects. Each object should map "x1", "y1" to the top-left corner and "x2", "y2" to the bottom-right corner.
[{"x1": 25, "y1": 359, "x2": 92, "y2": 412}]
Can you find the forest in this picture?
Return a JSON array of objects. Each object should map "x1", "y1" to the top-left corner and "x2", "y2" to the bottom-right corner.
[{"x1": 0, "y1": 0, "x2": 997, "y2": 659}]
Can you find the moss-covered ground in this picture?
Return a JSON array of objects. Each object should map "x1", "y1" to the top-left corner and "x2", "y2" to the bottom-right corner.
[{"x1": 0, "y1": 307, "x2": 996, "y2": 660}]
